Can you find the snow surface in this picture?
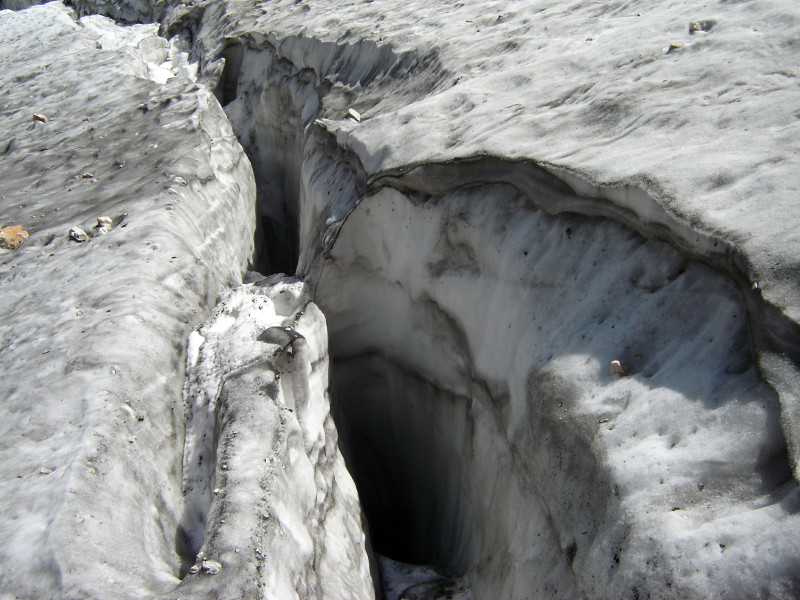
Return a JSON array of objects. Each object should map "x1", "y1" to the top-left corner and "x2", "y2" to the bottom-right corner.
[
  {"x1": 3, "y1": 0, "x2": 800, "y2": 598},
  {"x1": 0, "y1": 3, "x2": 256, "y2": 598}
]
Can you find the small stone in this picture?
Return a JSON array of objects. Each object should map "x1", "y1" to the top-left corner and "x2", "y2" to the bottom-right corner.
[
  {"x1": 345, "y1": 108, "x2": 361, "y2": 123},
  {"x1": 188, "y1": 564, "x2": 200, "y2": 575},
  {"x1": 689, "y1": 20, "x2": 715, "y2": 34},
  {"x1": 666, "y1": 43, "x2": 682, "y2": 54},
  {"x1": 93, "y1": 216, "x2": 113, "y2": 235},
  {"x1": 201, "y1": 560, "x2": 222, "y2": 575},
  {"x1": 80, "y1": 173, "x2": 93, "y2": 179},
  {"x1": 39, "y1": 467, "x2": 54, "y2": 474},
  {"x1": 0, "y1": 225, "x2": 29, "y2": 249},
  {"x1": 610, "y1": 360, "x2": 629, "y2": 376},
  {"x1": 32, "y1": 113, "x2": 48, "y2": 123},
  {"x1": 68, "y1": 227, "x2": 91, "y2": 242}
]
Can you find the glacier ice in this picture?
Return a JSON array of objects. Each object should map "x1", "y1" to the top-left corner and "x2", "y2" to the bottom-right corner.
[{"x1": 2, "y1": 0, "x2": 800, "y2": 599}]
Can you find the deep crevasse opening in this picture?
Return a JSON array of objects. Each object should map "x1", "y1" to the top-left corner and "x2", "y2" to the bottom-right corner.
[{"x1": 331, "y1": 355, "x2": 476, "y2": 570}]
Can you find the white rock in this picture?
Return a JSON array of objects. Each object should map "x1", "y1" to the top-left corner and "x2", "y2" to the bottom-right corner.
[
  {"x1": 201, "y1": 560, "x2": 222, "y2": 575},
  {"x1": 68, "y1": 227, "x2": 91, "y2": 242}
]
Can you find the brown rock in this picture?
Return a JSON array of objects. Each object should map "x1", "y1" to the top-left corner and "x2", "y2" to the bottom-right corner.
[{"x1": 0, "y1": 225, "x2": 29, "y2": 249}]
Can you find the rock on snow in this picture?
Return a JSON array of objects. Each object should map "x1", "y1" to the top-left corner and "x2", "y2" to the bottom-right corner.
[{"x1": 1, "y1": 0, "x2": 800, "y2": 599}]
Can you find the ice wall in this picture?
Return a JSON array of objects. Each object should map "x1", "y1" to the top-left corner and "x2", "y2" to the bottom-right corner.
[{"x1": 318, "y1": 184, "x2": 798, "y2": 599}]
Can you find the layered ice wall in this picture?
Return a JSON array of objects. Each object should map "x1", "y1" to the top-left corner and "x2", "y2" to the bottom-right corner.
[{"x1": 319, "y1": 183, "x2": 797, "y2": 598}]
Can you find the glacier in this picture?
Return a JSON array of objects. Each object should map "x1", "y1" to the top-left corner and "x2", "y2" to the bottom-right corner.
[{"x1": 1, "y1": 1, "x2": 800, "y2": 598}]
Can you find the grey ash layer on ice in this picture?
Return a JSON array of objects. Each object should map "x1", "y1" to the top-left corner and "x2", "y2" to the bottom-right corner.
[{"x1": 1, "y1": 1, "x2": 800, "y2": 599}]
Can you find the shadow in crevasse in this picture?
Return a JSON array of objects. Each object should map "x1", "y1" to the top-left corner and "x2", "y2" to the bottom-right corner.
[{"x1": 174, "y1": 523, "x2": 196, "y2": 580}]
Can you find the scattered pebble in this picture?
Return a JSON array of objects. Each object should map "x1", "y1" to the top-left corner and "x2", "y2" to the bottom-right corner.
[
  {"x1": 689, "y1": 20, "x2": 715, "y2": 34},
  {"x1": 0, "y1": 225, "x2": 29, "y2": 249},
  {"x1": 68, "y1": 215, "x2": 123, "y2": 242},
  {"x1": 666, "y1": 43, "x2": 683, "y2": 54},
  {"x1": 39, "y1": 467, "x2": 54, "y2": 475},
  {"x1": 201, "y1": 560, "x2": 222, "y2": 575},
  {"x1": 32, "y1": 113, "x2": 48, "y2": 123},
  {"x1": 346, "y1": 108, "x2": 361, "y2": 123},
  {"x1": 93, "y1": 216, "x2": 113, "y2": 236},
  {"x1": 610, "y1": 360, "x2": 629, "y2": 376},
  {"x1": 79, "y1": 173, "x2": 94, "y2": 179},
  {"x1": 68, "y1": 227, "x2": 91, "y2": 242}
]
